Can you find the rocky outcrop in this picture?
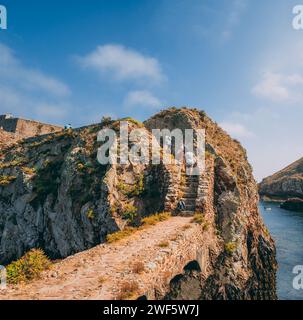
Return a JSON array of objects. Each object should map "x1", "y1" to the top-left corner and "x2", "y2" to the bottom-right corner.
[
  {"x1": 0, "y1": 108, "x2": 277, "y2": 300},
  {"x1": 259, "y1": 157, "x2": 303, "y2": 201},
  {"x1": 280, "y1": 198, "x2": 303, "y2": 212},
  {"x1": 0, "y1": 122, "x2": 177, "y2": 265},
  {"x1": 145, "y1": 108, "x2": 277, "y2": 300}
]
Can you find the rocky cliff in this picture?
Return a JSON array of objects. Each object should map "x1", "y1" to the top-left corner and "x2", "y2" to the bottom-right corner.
[
  {"x1": 146, "y1": 108, "x2": 277, "y2": 300},
  {"x1": 259, "y1": 157, "x2": 303, "y2": 201},
  {"x1": 0, "y1": 108, "x2": 277, "y2": 300},
  {"x1": 0, "y1": 128, "x2": 17, "y2": 148}
]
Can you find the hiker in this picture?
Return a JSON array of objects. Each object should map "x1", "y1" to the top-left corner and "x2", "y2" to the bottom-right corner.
[
  {"x1": 177, "y1": 200, "x2": 186, "y2": 211},
  {"x1": 64, "y1": 124, "x2": 72, "y2": 130},
  {"x1": 185, "y1": 150, "x2": 196, "y2": 175}
]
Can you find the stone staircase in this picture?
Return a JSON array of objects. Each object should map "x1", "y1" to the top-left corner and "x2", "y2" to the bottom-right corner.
[{"x1": 179, "y1": 174, "x2": 199, "y2": 216}]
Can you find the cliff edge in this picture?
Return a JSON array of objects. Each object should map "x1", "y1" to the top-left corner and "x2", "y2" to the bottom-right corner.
[
  {"x1": 0, "y1": 107, "x2": 277, "y2": 300},
  {"x1": 259, "y1": 157, "x2": 303, "y2": 201}
]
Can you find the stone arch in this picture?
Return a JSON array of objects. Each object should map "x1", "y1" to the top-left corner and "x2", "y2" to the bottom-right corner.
[{"x1": 183, "y1": 260, "x2": 201, "y2": 272}]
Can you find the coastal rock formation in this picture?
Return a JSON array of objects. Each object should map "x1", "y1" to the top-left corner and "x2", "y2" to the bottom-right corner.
[
  {"x1": 146, "y1": 108, "x2": 277, "y2": 300},
  {"x1": 0, "y1": 108, "x2": 277, "y2": 300},
  {"x1": 259, "y1": 157, "x2": 303, "y2": 203},
  {"x1": 280, "y1": 198, "x2": 303, "y2": 212}
]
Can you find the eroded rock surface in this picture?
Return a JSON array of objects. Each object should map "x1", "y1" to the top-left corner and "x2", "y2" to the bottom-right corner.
[
  {"x1": 259, "y1": 157, "x2": 303, "y2": 202},
  {"x1": 0, "y1": 108, "x2": 277, "y2": 300}
]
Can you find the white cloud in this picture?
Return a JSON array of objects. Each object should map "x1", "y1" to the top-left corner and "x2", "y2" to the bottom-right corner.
[
  {"x1": 220, "y1": 121, "x2": 255, "y2": 139},
  {"x1": 252, "y1": 71, "x2": 303, "y2": 102},
  {"x1": 0, "y1": 43, "x2": 71, "y2": 122},
  {"x1": 0, "y1": 43, "x2": 70, "y2": 97},
  {"x1": 124, "y1": 90, "x2": 162, "y2": 109},
  {"x1": 77, "y1": 44, "x2": 163, "y2": 83}
]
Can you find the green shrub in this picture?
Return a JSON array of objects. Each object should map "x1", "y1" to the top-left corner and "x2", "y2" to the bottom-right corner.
[
  {"x1": 121, "y1": 204, "x2": 138, "y2": 222},
  {"x1": 225, "y1": 242, "x2": 237, "y2": 255},
  {"x1": 86, "y1": 208, "x2": 95, "y2": 220},
  {"x1": 6, "y1": 249, "x2": 51, "y2": 284},
  {"x1": 117, "y1": 174, "x2": 144, "y2": 197},
  {"x1": 100, "y1": 116, "x2": 113, "y2": 126}
]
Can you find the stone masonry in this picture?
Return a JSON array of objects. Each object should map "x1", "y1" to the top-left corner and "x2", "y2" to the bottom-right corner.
[{"x1": 0, "y1": 114, "x2": 63, "y2": 139}]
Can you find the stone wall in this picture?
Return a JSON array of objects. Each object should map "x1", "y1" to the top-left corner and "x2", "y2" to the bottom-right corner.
[
  {"x1": 0, "y1": 115, "x2": 63, "y2": 139},
  {"x1": 138, "y1": 223, "x2": 217, "y2": 300}
]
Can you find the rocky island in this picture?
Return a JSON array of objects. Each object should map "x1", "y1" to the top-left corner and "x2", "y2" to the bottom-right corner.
[{"x1": 259, "y1": 157, "x2": 303, "y2": 212}]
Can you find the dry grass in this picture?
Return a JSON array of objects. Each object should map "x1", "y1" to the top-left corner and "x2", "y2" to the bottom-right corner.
[
  {"x1": 21, "y1": 166, "x2": 36, "y2": 175},
  {"x1": 141, "y1": 212, "x2": 171, "y2": 226},
  {"x1": 116, "y1": 281, "x2": 139, "y2": 300},
  {"x1": 98, "y1": 276, "x2": 107, "y2": 286},
  {"x1": 182, "y1": 224, "x2": 192, "y2": 230},
  {"x1": 106, "y1": 212, "x2": 172, "y2": 244},
  {"x1": 158, "y1": 241, "x2": 169, "y2": 248},
  {"x1": 0, "y1": 175, "x2": 17, "y2": 186},
  {"x1": 202, "y1": 222, "x2": 210, "y2": 231},
  {"x1": 132, "y1": 261, "x2": 145, "y2": 274},
  {"x1": 191, "y1": 212, "x2": 205, "y2": 224},
  {"x1": 106, "y1": 227, "x2": 136, "y2": 243}
]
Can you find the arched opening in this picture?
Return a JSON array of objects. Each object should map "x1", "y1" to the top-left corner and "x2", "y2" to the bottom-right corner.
[{"x1": 183, "y1": 260, "x2": 201, "y2": 272}]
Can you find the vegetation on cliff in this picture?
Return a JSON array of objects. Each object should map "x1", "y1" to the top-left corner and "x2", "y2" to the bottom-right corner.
[{"x1": 0, "y1": 107, "x2": 277, "y2": 300}]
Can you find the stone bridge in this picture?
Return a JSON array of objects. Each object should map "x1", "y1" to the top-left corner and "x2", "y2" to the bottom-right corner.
[{"x1": 0, "y1": 217, "x2": 214, "y2": 300}]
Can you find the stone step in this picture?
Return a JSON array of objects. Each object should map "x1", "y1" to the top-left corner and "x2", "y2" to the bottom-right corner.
[
  {"x1": 182, "y1": 193, "x2": 198, "y2": 198},
  {"x1": 185, "y1": 205, "x2": 196, "y2": 211},
  {"x1": 182, "y1": 190, "x2": 197, "y2": 195},
  {"x1": 182, "y1": 185, "x2": 198, "y2": 190},
  {"x1": 184, "y1": 183, "x2": 199, "y2": 186},
  {"x1": 179, "y1": 211, "x2": 195, "y2": 217},
  {"x1": 182, "y1": 200, "x2": 196, "y2": 206}
]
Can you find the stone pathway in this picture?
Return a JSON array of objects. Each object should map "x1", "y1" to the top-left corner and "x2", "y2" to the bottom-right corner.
[{"x1": 0, "y1": 217, "x2": 196, "y2": 300}]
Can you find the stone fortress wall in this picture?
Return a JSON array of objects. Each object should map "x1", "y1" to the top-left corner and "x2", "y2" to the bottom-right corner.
[{"x1": 0, "y1": 114, "x2": 63, "y2": 139}]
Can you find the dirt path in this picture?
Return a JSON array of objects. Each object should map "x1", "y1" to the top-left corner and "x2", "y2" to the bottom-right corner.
[{"x1": 0, "y1": 217, "x2": 195, "y2": 300}]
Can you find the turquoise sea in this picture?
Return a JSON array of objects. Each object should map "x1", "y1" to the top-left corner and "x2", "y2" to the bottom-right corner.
[{"x1": 260, "y1": 201, "x2": 303, "y2": 300}]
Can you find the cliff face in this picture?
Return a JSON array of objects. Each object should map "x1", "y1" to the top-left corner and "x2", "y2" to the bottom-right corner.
[
  {"x1": 146, "y1": 108, "x2": 277, "y2": 300},
  {"x1": 259, "y1": 157, "x2": 303, "y2": 201},
  {"x1": 0, "y1": 108, "x2": 277, "y2": 300}
]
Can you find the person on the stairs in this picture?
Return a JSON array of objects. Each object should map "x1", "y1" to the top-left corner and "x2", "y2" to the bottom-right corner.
[
  {"x1": 185, "y1": 150, "x2": 196, "y2": 175},
  {"x1": 177, "y1": 200, "x2": 186, "y2": 211}
]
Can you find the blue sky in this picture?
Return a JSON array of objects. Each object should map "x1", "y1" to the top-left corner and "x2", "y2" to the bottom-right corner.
[{"x1": 0, "y1": 0, "x2": 302, "y2": 180}]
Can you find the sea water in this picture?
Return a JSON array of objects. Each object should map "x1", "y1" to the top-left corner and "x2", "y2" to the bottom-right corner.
[{"x1": 260, "y1": 201, "x2": 303, "y2": 300}]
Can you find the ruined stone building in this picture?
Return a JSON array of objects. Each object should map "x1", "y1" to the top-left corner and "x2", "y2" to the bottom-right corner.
[{"x1": 0, "y1": 114, "x2": 63, "y2": 139}]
